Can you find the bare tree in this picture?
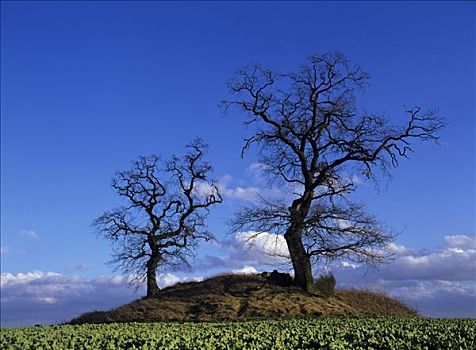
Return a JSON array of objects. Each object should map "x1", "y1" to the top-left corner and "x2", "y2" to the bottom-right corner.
[
  {"x1": 224, "y1": 52, "x2": 444, "y2": 292},
  {"x1": 93, "y1": 139, "x2": 222, "y2": 297}
]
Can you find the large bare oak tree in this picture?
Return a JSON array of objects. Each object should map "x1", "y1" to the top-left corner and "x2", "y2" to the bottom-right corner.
[
  {"x1": 224, "y1": 52, "x2": 444, "y2": 292},
  {"x1": 94, "y1": 139, "x2": 222, "y2": 297}
]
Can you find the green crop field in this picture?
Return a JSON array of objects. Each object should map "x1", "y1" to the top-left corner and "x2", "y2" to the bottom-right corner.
[{"x1": 1, "y1": 317, "x2": 475, "y2": 349}]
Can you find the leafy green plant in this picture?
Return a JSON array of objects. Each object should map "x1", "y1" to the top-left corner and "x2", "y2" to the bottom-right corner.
[{"x1": 1, "y1": 318, "x2": 475, "y2": 349}]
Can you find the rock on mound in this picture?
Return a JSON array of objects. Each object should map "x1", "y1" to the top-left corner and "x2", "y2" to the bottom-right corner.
[{"x1": 70, "y1": 274, "x2": 417, "y2": 324}]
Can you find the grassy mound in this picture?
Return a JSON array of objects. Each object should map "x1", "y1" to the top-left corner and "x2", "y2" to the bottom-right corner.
[{"x1": 70, "y1": 274, "x2": 417, "y2": 324}]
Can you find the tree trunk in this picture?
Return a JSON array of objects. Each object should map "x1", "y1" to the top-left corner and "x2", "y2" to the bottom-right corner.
[
  {"x1": 146, "y1": 255, "x2": 160, "y2": 298},
  {"x1": 285, "y1": 193, "x2": 314, "y2": 292},
  {"x1": 285, "y1": 228, "x2": 314, "y2": 292}
]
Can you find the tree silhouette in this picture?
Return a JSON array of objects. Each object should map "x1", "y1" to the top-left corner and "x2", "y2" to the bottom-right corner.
[
  {"x1": 94, "y1": 139, "x2": 222, "y2": 297},
  {"x1": 224, "y1": 52, "x2": 445, "y2": 291}
]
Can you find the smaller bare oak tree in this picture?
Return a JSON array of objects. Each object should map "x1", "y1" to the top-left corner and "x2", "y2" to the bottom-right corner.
[
  {"x1": 224, "y1": 52, "x2": 445, "y2": 292},
  {"x1": 93, "y1": 139, "x2": 222, "y2": 297}
]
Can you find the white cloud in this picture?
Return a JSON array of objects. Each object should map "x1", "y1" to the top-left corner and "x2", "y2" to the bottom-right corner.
[
  {"x1": 338, "y1": 234, "x2": 476, "y2": 283},
  {"x1": 198, "y1": 230, "x2": 430, "y2": 277},
  {"x1": 19, "y1": 229, "x2": 39, "y2": 240},
  {"x1": 246, "y1": 162, "x2": 269, "y2": 183},
  {"x1": 194, "y1": 174, "x2": 262, "y2": 202},
  {"x1": 234, "y1": 231, "x2": 290, "y2": 263},
  {"x1": 0, "y1": 270, "x2": 203, "y2": 327},
  {"x1": 444, "y1": 234, "x2": 476, "y2": 249},
  {"x1": 1, "y1": 271, "x2": 62, "y2": 288},
  {"x1": 219, "y1": 174, "x2": 261, "y2": 201},
  {"x1": 0, "y1": 245, "x2": 9, "y2": 255},
  {"x1": 231, "y1": 266, "x2": 259, "y2": 274},
  {"x1": 387, "y1": 242, "x2": 408, "y2": 254},
  {"x1": 189, "y1": 231, "x2": 292, "y2": 274},
  {"x1": 247, "y1": 162, "x2": 268, "y2": 172},
  {"x1": 333, "y1": 234, "x2": 476, "y2": 317},
  {"x1": 384, "y1": 237, "x2": 476, "y2": 281},
  {"x1": 37, "y1": 297, "x2": 58, "y2": 304},
  {"x1": 158, "y1": 273, "x2": 182, "y2": 287},
  {"x1": 340, "y1": 261, "x2": 357, "y2": 269},
  {"x1": 193, "y1": 180, "x2": 220, "y2": 199},
  {"x1": 158, "y1": 273, "x2": 203, "y2": 288},
  {"x1": 225, "y1": 186, "x2": 261, "y2": 201},
  {"x1": 215, "y1": 172, "x2": 288, "y2": 202},
  {"x1": 372, "y1": 279, "x2": 476, "y2": 318}
]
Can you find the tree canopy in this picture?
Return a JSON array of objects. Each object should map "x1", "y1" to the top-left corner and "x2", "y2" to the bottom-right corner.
[
  {"x1": 224, "y1": 52, "x2": 444, "y2": 291},
  {"x1": 94, "y1": 139, "x2": 222, "y2": 297}
]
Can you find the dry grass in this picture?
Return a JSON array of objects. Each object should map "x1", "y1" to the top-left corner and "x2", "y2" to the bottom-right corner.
[
  {"x1": 69, "y1": 274, "x2": 417, "y2": 325},
  {"x1": 335, "y1": 288, "x2": 419, "y2": 316}
]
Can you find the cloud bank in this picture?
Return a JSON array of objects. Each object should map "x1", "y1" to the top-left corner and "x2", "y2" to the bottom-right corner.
[
  {"x1": 333, "y1": 234, "x2": 476, "y2": 318},
  {"x1": 190, "y1": 231, "x2": 292, "y2": 273},
  {"x1": 194, "y1": 233, "x2": 476, "y2": 318},
  {"x1": 1, "y1": 234, "x2": 474, "y2": 327},
  {"x1": 0, "y1": 271, "x2": 201, "y2": 327}
]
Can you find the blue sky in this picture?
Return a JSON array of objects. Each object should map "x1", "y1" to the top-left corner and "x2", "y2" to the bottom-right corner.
[{"x1": 1, "y1": 1, "x2": 475, "y2": 326}]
